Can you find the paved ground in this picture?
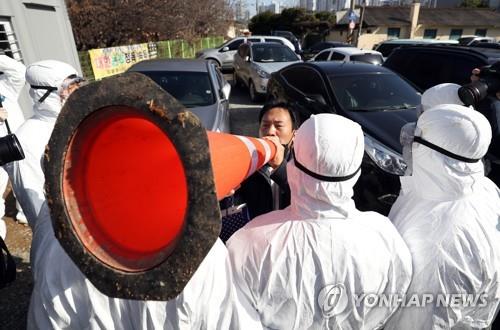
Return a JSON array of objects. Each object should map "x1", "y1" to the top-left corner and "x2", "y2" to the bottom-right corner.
[
  {"x1": 0, "y1": 76, "x2": 263, "y2": 329},
  {"x1": 0, "y1": 188, "x2": 33, "y2": 330}
]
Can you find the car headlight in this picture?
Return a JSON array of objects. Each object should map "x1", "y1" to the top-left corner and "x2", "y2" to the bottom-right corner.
[
  {"x1": 256, "y1": 67, "x2": 270, "y2": 79},
  {"x1": 364, "y1": 134, "x2": 407, "y2": 176}
]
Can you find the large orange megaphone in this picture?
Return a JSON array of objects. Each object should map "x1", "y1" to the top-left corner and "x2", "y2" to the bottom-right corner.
[{"x1": 44, "y1": 72, "x2": 275, "y2": 301}]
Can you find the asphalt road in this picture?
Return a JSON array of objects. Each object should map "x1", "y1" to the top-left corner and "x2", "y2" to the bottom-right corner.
[{"x1": 225, "y1": 73, "x2": 264, "y2": 137}]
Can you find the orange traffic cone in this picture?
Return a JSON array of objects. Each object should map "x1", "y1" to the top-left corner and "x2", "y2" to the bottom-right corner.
[{"x1": 44, "y1": 72, "x2": 275, "y2": 301}]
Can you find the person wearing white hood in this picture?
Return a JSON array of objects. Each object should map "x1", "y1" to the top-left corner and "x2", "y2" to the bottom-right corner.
[
  {"x1": 0, "y1": 54, "x2": 27, "y2": 238},
  {"x1": 20, "y1": 61, "x2": 261, "y2": 329},
  {"x1": 386, "y1": 105, "x2": 500, "y2": 329},
  {"x1": 3, "y1": 60, "x2": 81, "y2": 229},
  {"x1": 401, "y1": 83, "x2": 466, "y2": 176},
  {"x1": 227, "y1": 113, "x2": 413, "y2": 329}
]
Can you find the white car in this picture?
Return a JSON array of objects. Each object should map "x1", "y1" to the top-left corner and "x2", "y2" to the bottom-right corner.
[
  {"x1": 233, "y1": 42, "x2": 301, "y2": 102},
  {"x1": 310, "y1": 47, "x2": 384, "y2": 65},
  {"x1": 195, "y1": 36, "x2": 296, "y2": 71}
]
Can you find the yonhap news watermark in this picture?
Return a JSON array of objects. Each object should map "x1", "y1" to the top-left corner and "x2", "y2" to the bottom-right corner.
[
  {"x1": 353, "y1": 292, "x2": 488, "y2": 308},
  {"x1": 318, "y1": 284, "x2": 488, "y2": 317}
]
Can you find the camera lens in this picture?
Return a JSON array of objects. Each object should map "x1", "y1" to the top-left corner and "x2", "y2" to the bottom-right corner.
[
  {"x1": 0, "y1": 134, "x2": 25, "y2": 166},
  {"x1": 458, "y1": 81, "x2": 489, "y2": 106}
]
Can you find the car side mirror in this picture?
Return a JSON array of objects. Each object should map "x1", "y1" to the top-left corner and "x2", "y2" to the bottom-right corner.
[
  {"x1": 221, "y1": 83, "x2": 231, "y2": 100},
  {"x1": 222, "y1": 46, "x2": 229, "y2": 52}
]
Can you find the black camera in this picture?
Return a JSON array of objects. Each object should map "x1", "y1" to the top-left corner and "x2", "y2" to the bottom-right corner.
[
  {"x1": 0, "y1": 98, "x2": 25, "y2": 166},
  {"x1": 458, "y1": 61, "x2": 500, "y2": 107}
]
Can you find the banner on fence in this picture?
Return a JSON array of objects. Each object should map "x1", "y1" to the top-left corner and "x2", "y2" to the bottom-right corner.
[{"x1": 89, "y1": 43, "x2": 157, "y2": 80}]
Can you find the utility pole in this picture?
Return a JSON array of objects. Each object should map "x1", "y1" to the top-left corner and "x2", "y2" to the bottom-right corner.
[
  {"x1": 347, "y1": 0, "x2": 356, "y2": 44},
  {"x1": 356, "y1": 0, "x2": 366, "y2": 47}
]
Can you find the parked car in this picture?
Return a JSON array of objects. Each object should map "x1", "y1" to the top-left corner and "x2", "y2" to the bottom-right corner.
[
  {"x1": 128, "y1": 59, "x2": 231, "y2": 132},
  {"x1": 234, "y1": 42, "x2": 301, "y2": 102},
  {"x1": 383, "y1": 44, "x2": 500, "y2": 188},
  {"x1": 271, "y1": 30, "x2": 302, "y2": 53},
  {"x1": 267, "y1": 62, "x2": 421, "y2": 214},
  {"x1": 301, "y1": 41, "x2": 354, "y2": 60},
  {"x1": 373, "y1": 38, "x2": 459, "y2": 59},
  {"x1": 195, "y1": 36, "x2": 295, "y2": 71},
  {"x1": 310, "y1": 47, "x2": 384, "y2": 65},
  {"x1": 458, "y1": 35, "x2": 497, "y2": 46},
  {"x1": 383, "y1": 44, "x2": 500, "y2": 91}
]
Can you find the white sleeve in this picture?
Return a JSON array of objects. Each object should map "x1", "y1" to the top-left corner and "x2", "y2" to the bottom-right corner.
[{"x1": 0, "y1": 55, "x2": 26, "y2": 98}]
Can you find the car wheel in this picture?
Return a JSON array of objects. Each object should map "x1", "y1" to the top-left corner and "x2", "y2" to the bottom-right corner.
[
  {"x1": 233, "y1": 71, "x2": 241, "y2": 88},
  {"x1": 249, "y1": 81, "x2": 260, "y2": 103}
]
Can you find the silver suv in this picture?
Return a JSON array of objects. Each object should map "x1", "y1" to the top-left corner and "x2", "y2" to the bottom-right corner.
[
  {"x1": 195, "y1": 36, "x2": 295, "y2": 71},
  {"x1": 233, "y1": 42, "x2": 301, "y2": 102}
]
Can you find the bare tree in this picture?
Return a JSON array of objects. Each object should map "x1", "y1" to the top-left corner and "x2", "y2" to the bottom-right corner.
[{"x1": 66, "y1": 0, "x2": 233, "y2": 50}]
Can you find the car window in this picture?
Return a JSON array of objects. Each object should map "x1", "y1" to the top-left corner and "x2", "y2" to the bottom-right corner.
[
  {"x1": 265, "y1": 38, "x2": 284, "y2": 45},
  {"x1": 384, "y1": 50, "x2": 485, "y2": 90},
  {"x1": 350, "y1": 54, "x2": 384, "y2": 65},
  {"x1": 226, "y1": 39, "x2": 244, "y2": 51},
  {"x1": 315, "y1": 51, "x2": 330, "y2": 61},
  {"x1": 281, "y1": 66, "x2": 329, "y2": 101},
  {"x1": 248, "y1": 38, "x2": 261, "y2": 43},
  {"x1": 252, "y1": 45, "x2": 298, "y2": 62},
  {"x1": 330, "y1": 52, "x2": 345, "y2": 61},
  {"x1": 329, "y1": 74, "x2": 420, "y2": 111},
  {"x1": 139, "y1": 71, "x2": 215, "y2": 108},
  {"x1": 376, "y1": 43, "x2": 402, "y2": 58},
  {"x1": 329, "y1": 73, "x2": 420, "y2": 111}
]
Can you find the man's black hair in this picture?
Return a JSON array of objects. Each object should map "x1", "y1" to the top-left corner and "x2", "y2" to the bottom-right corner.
[{"x1": 258, "y1": 98, "x2": 298, "y2": 129}]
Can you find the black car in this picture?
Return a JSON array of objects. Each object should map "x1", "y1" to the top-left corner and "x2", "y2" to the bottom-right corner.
[
  {"x1": 383, "y1": 45, "x2": 500, "y2": 187},
  {"x1": 267, "y1": 62, "x2": 420, "y2": 214},
  {"x1": 383, "y1": 45, "x2": 500, "y2": 91},
  {"x1": 301, "y1": 41, "x2": 354, "y2": 61}
]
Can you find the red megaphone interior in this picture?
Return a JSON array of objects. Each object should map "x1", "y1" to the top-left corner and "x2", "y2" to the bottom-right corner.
[{"x1": 63, "y1": 105, "x2": 276, "y2": 272}]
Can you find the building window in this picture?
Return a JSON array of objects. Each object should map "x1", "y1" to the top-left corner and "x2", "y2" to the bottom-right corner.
[
  {"x1": 423, "y1": 29, "x2": 437, "y2": 39},
  {"x1": 387, "y1": 28, "x2": 400, "y2": 39},
  {"x1": 0, "y1": 19, "x2": 23, "y2": 61},
  {"x1": 449, "y1": 29, "x2": 462, "y2": 40},
  {"x1": 475, "y1": 29, "x2": 487, "y2": 37}
]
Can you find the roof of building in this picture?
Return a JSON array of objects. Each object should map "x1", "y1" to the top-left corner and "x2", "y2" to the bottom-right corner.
[{"x1": 361, "y1": 7, "x2": 500, "y2": 28}]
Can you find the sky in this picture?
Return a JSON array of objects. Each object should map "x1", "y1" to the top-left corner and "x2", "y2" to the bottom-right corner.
[{"x1": 246, "y1": 0, "x2": 300, "y2": 17}]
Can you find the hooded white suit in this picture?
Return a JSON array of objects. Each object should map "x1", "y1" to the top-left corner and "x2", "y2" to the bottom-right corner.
[
  {"x1": 401, "y1": 83, "x2": 466, "y2": 176},
  {"x1": 227, "y1": 114, "x2": 412, "y2": 329},
  {"x1": 386, "y1": 105, "x2": 500, "y2": 329},
  {"x1": 0, "y1": 55, "x2": 26, "y2": 238},
  {"x1": 19, "y1": 61, "x2": 260, "y2": 329},
  {"x1": 3, "y1": 60, "x2": 78, "y2": 227}
]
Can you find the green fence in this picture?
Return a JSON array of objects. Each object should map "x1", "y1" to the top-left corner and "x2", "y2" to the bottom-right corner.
[{"x1": 79, "y1": 36, "x2": 225, "y2": 81}]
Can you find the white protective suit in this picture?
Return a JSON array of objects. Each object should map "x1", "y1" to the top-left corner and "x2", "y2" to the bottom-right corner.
[
  {"x1": 386, "y1": 105, "x2": 500, "y2": 329},
  {"x1": 3, "y1": 60, "x2": 78, "y2": 227},
  {"x1": 29, "y1": 204, "x2": 260, "y2": 329},
  {"x1": 21, "y1": 61, "x2": 261, "y2": 329},
  {"x1": 227, "y1": 114, "x2": 413, "y2": 329},
  {"x1": 401, "y1": 83, "x2": 465, "y2": 176},
  {"x1": 0, "y1": 55, "x2": 26, "y2": 238}
]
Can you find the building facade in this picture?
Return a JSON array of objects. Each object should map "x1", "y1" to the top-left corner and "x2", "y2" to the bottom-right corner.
[
  {"x1": 0, "y1": 0, "x2": 81, "y2": 117},
  {"x1": 330, "y1": 6, "x2": 500, "y2": 50}
]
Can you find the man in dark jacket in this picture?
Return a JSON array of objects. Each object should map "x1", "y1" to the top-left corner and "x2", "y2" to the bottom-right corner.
[{"x1": 219, "y1": 99, "x2": 298, "y2": 242}]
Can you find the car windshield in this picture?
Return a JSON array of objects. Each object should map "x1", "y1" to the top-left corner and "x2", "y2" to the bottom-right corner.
[
  {"x1": 350, "y1": 54, "x2": 384, "y2": 65},
  {"x1": 140, "y1": 71, "x2": 215, "y2": 108},
  {"x1": 252, "y1": 45, "x2": 298, "y2": 63},
  {"x1": 329, "y1": 73, "x2": 420, "y2": 111}
]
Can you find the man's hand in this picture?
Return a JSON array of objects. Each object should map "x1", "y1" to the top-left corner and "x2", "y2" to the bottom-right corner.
[
  {"x1": 0, "y1": 107, "x2": 8, "y2": 122},
  {"x1": 263, "y1": 135, "x2": 285, "y2": 169}
]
